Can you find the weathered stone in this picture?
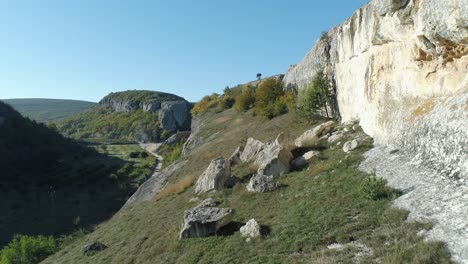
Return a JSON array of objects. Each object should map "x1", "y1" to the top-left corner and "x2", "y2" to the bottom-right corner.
[
  {"x1": 83, "y1": 241, "x2": 107, "y2": 254},
  {"x1": 343, "y1": 139, "x2": 359, "y2": 153},
  {"x1": 328, "y1": 132, "x2": 344, "y2": 144},
  {"x1": 246, "y1": 174, "x2": 280, "y2": 193},
  {"x1": 372, "y1": 0, "x2": 409, "y2": 15},
  {"x1": 179, "y1": 207, "x2": 233, "y2": 239},
  {"x1": 240, "y1": 219, "x2": 261, "y2": 238},
  {"x1": 229, "y1": 146, "x2": 244, "y2": 166},
  {"x1": 295, "y1": 121, "x2": 335, "y2": 147},
  {"x1": 255, "y1": 133, "x2": 293, "y2": 177},
  {"x1": 292, "y1": 151, "x2": 320, "y2": 167},
  {"x1": 159, "y1": 101, "x2": 191, "y2": 133},
  {"x1": 240, "y1": 138, "x2": 265, "y2": 163},
  {"x1": 195, "y1": 158, "x2": 231, "y2": 195}
]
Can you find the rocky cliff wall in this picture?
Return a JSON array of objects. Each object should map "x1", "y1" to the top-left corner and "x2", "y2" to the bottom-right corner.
[{"x1": 284, "y1": 0, "x2": 467, "y2": 178}]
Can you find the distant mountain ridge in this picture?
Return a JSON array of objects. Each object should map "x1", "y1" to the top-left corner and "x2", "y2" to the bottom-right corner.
[{"x1": 2, "y1": 98, "x2": 96, "y2": 123}]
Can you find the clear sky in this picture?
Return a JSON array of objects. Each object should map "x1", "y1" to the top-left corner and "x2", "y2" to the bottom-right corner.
[{"x1": 0, "y1": 0, "x2": 369, "y2": 102}]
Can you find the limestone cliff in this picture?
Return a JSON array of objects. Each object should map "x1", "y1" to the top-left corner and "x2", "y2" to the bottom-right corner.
[{"x1": 284, "y1": 0, "x2": 467, "y2": 178}]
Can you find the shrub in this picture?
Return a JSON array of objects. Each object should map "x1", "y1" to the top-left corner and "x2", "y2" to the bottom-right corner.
[
  {"x1": 360, "y1": 175, "x2": 387, "y2": 200},
  {"x1": 234, "y1": 85, "x2": 255, "y2": 112},
  {"x1": 302, "y1": 71, "x2": 338, "y2": 119},
  {"x1": 253, "y1": 78, "x2": 295, "y2": 119},
  {"x1": 191, "y1": 94, "x2": 221, "y2": 116},
  {"x1": 218, "y1": 96, "x2": 235, "y2": 110},
  {"x1": 129, "y1": 152, "x2": 139, "y2": 158},
  {"x1": 0, "y1": 235, "x2": 59, "y2": 264}
]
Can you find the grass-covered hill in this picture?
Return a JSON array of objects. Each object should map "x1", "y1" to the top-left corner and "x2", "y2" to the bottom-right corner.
[
  {"x1": 44, "y1": 105, "x2": 451, "y2": 263},
  {"x1": 1, "y1": 98, "x2": 96, "y2": 123},
  {"x1": 58, "y1": 90, "x2": 191, "y2": 143},
  {"x1": 0, "y1": 102, "x2": 155, "y2": 249}
]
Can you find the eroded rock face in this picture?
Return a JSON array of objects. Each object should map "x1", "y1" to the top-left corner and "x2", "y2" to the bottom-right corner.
[
  {"x1": 246, "y1": 174, "x2": 280, "y2": 193},
  {"x1": 284, "y1": 0, "x2": 467, "y2": 177},
  {"x1": 295, "y1": 121, "x2": 335, "y2": 147},
  {"x1": 195, "y1": 158, "x2": 231, "y2": 195},
  {"x1": 159, "y1": 101, "x2": 192, "y2": 133},
  {"x1": 240, "y1": 219, "x2": 261, "y2": 238},
  {"x1": 255, "y1": 133, "x2": 293, "y2": 177},
  {"x1": 179, "y1": 206, "x2": 233, "y2": 239},
  {"x1": 240, "y1": 138, "x2": 265, "y2": 163}
]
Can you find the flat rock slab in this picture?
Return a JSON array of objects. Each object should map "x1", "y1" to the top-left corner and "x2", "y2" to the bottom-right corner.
[
  {"x1": 180, "y1": 207, "x2": 233, "y2": 239},
  {"x1": 360, "y1": 146, "x2": 468, "y2": 264}
]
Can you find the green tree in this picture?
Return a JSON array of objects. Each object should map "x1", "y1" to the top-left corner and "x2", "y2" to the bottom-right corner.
[
  {"x1": 0, "y1": 235, "x2": 59, "y2": 264},
  {"x1": 302, "y1": 71, "x2": 337, "y2": 119},
  {"x1": 234, "y1": 85, "x2": 255, "y2": 112},
  {"x1": 254, "y1": 78, "x2": 285, "y2": 118}
]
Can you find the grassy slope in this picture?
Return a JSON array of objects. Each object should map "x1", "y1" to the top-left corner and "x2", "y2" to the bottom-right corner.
[
  {"x1": 44, "y1": 109, "x2": 451, "y2": 264},
  {"x1": 2, "y1": 98, "x2": 96, "y2": 123}
]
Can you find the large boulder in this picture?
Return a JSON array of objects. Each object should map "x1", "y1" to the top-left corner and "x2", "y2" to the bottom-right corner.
[
  {"x1": 295, "y1": 121, "x2": 335, "y2": 147},
  {"x1": 246, "y1": 174, "x2": 280, "y2": 193},
  {"x1": 254, "y1": 133, "x2": 293, "y2": 177},
  {"x1": 195, "y1": 158, "x2": 231, "y2": 195},
  {"x1": 179, "y1": 206, "x2": 233, "y2": 239},
  {"x1": 240, "y1": 219, "x2": 261, "y2": 239},
  {"x1": 159, "y1": 100, "x2": 191, "y2": 133},
  {"x1": 228, "y1": 146, "x2": 244, "y2": 166},
  {"x1": 239, "y1": 138, "x2": 265, "y2": 163}
]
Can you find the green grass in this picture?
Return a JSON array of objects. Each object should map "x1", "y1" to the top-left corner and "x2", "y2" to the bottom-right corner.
[
  {"x1": 1, "y1": 98, "x2": 96, "y2": 123},
  {"x1": 43, "y1": 109, "x2": 452, "y2": 264}
]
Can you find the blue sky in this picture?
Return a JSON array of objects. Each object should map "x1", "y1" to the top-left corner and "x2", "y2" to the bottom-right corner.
[{"x1": 0, "y1": 0, "x2": 368, "y2": 102}]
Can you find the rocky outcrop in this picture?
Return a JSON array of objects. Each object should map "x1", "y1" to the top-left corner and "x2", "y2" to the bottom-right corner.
[
  {"x1": 182, "y1": 116, "x2": 204, "y2": 157},
  {"x1": 159, "y1": 101, "x2": 192, "y2": 133},
  {"x1": 295, "y1": 121, "x2": 335, "y2": 147},
  {"x1": 284, "y1": 0, "x2": 467, "y2": 178},
  {"x1": 254, "y1": 133, "x2": 293, "y2": 177},
  {"x1": 228, "y1": 146, "x2": 244, "y2": 166},
  {"x1": 195, "y1": 158, "x2": 231, "y2": 195},
  {"x1": 240, "y1": 138, "x2": 265, "y2": 163},
  {"x1": 246, "y1": 174, "x2": 280, "y2": 193},
  {"x1": 99, "y1": 90, "x2": 184, "y2": 113},
  {"x1": 179, "y1": 205, "x2": 233, "y2": 239},
  {"x1": 240, "y1": 219, "x2": 261, "y2": 239}
]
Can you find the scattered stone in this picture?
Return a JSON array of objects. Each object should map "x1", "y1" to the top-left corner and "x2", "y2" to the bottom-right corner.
[
  {"x1": 83, "y1": 241, "x2": 108, "y2": 255},
  {"x1": 179, "y1": 206, "x2": 233, "y2": 239},
  {"x1": 292, "y1": 150, "x2": 320, "y2": 167},
  {"x1": 328, "y1": 132, "x2": 344, "y2": 143},
  {"x1": 240, "y1": 219, "x2": 261, "y2": 239},
  {"x1": 254, "y1": 133, "x2": 293, "y2": 177},
  {"x1": 343, "y1": 139, "x2": 359, "y2": 153},
  {"x1": 229, "y1": 146, "x2": 244, "y2": 166},
  {"x1": 295, "y1": 121, "x2": 335, "y2": 147},
  {"x1": 195, "y1": 158, "x2": 231, "y2": 195},
  {"x1": 246, "y1": 174, "x2": 280, "y2": 193},
  {"x1": 240, "y1": 138, "x2": 265, "y2": 163}
]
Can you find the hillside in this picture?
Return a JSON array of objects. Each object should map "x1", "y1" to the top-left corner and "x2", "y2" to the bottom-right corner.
[
  {"x1": 44, "y1": 107, "x2": 451, "y2": 263},
  {"x1": 58, "y1": 90, "x2": 192, "y2": 143},
  {"x1": 0, "y1": 102, "x2": 155, "y2": 249},
  {"x1": 1, "y1": 98, "x2": 96, "y2": 123}
]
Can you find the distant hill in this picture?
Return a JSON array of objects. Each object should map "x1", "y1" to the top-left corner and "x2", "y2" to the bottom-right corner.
[
  {"x1": 0, "y1": 101, "x2": 153, "y2": 248},
  {"x1": 58, "y1": 90, "x2": 191, "y2": 142},
  {"x1": 1, "y1": 98, "x2": 96, "y2": 123}
]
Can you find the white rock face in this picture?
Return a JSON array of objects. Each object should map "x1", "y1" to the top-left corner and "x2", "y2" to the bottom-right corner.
[
  {"x1": 284, "y1": 0, "x2": 468, "y2": 178},
  {"x1": 195, "y1": 158, "x2": 231, "y2": 195},
  {"x1": 240, "y1": 219, "x2": 261, "y2": 238}
]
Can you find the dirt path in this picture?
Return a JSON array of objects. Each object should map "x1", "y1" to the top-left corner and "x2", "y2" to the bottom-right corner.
[
  {"x1": 360, "y1": 146, "x2": 468, "y2": 264},
  {"x1": 139, "y1": 143, "x2": 163, "y2": 174}
]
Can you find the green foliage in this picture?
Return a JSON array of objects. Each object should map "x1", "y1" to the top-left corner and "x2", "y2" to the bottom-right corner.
[
  {"x1": 234, "y1": 85, "x2": 255, "y2": 112},
  {"x1": 302, "y1": 71, "x2": 338, "y2": 119},
  {"x1": 58, "y1": 106, "x2": 161, "y2": 142},
  {"x1": 160, "y1": 142, "x2": 184, "y2": 169},
  {"x1": 1, "y1": 99, "x2": 96, "y2": 123},
  {"x1": 191, "y1": 94, "x2": 221, "y2": 116},
  {"x1": 0, "y1": 235, "x2": 59, "y2": 264},
  {"x1": 360, "y1": 174, "x2": 388, "y2": 200},
  {"x1": 101, "y1": 90, "x2": 183, "y2": 106},
  {"x1": 254, "y1": 78, "x2": 295, "y2": 119}
]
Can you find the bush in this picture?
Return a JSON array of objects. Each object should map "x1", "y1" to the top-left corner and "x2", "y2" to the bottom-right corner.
[
  {"x1": 234, "y1": 85, "x2": 255, "y2": 112},
  {"x1": 191, "y1": 94, "x2": 221, "y2": 116},
  {"x1": 0, "y1": 235, "x2": 59, "y2": 264},
  {"x1": 302, "y1": 71, "x2": 338, "y2": 119},
  {"x1": 253, "y1": 78, "x2": 295, "y2": 119},
  {"x1": 360, "y1": 175, "x2": 387, "y2": 200}
]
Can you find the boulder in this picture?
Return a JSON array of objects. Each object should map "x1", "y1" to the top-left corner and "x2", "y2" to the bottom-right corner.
[
  {"x1": 328, "y1": 132, "x2": 344, "y2": 144},
  {"x1": 295, "y1": 121, "x2": 335, "y2": 147},
  {"x1": 246, "y1": 174, "x2": 280, "y2": 193},
  {"x1": 254, "y1": 133, "x2": 293, "y2": 177},
  {"x1": 240, "y1": 219, "x2": 261, "y2": 239},
  {"x1": 239, "y1": 138, "x2": 265, "y2": 163},
  {"x1": 292, "y1": 150, "x2": 320, "y2": 167},
  {"x1": 159, "y1": 101, "x2": 191, "y2": 133},
  {"x1": 179, "y1": 206, "x2": 233, "y2": 239},
  {"x1": 83, "y1": 241, "x2": 107, "y2": 255},
  {"x1": 343, "y1": 139, "x2": 359, "y2": 153},
  {"x1": 195, "y1": 158, "x2": 231, "y2": 195}
]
